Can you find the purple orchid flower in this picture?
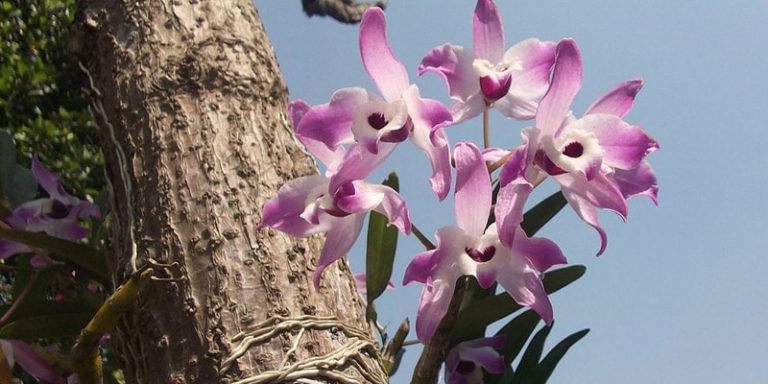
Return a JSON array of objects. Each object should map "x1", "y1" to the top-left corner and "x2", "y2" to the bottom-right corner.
[
  {"x1": 0, "y1": 157, "x2": 101, "y2": 260},
  {"x1": 294, "y1": 7, "x2": 454, "y2": 200},
  {"x1": 495, "y1": 39, "x2": 659, "y2": 255},
  {"x1": 418, "y1": 0, "x2": 556, "y2": 123},
  {"x1": 259, "y1": 101, "x2": 411, "y2": 288},
  {"x1": 403, "y1": 142, "x2": 565, "y2": 341},
  {"x1": 444, "y1": 335, "x2": 506, "y2": 384},
  {"x1": 1, "y1": 339, "x2": 64, "y2": 383}
]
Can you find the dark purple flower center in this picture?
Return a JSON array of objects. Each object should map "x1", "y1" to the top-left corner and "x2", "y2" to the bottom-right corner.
[
  {"x1": 48, "y1": 200, "x2": 70, "y2": 219},
  {"x1": 456, "y1": 360, "x2": 476, "y2": 375},
  {"x1": 368, "y1": 112, "x2": 389, "y2": 130},
  {"x1": 534, "y1": 149, "x2": 565, "y2": 176},
  {"x1": 465, "y1": 245, "x2": 496, "y2": 263},
  {"x1": 563, "y1": 142, "x2": 584, "y2": 158}
]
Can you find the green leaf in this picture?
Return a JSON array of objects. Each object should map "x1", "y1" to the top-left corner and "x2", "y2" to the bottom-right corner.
[
  {"x1": 511, "y1": 323, "x2": 552, "y2": 383},
  {"x1": 484, "y1": 310, "x2": 541, "y2": 384},
  {"x1": 0, "y1": 227, "x2": 107, "y2": 281},
  {"x1": 0, "y1": 312, "x2": 93, "y2": 339},
  {"x1": 496, "y1": 310, "x2": 542, "y2": 364},
  {"x1": 528, "y1": 329, "x2": 590, "y2": 384},
  {"x1": 521, "y1": 191, "x2": 567, "y2": 237},
  {"x1": 451, "y1": 265, "x2": 586, "y2": 342},
  {"x1": 365, "y1": 172, "x2": 400, "y2": 303}
]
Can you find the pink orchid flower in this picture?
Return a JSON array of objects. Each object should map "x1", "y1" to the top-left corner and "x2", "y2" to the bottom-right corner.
[
  {"x1": 0, "y1": 157, "x2": 101, "y2": 260},
  {"x1": 295, "y1": 7, "x2": 454, "y2": 200},
  {"x1": 495, "y1": 39, "x2": 658, "y2": 254},
  {"x1": 418, "y1": 0, "x2": 556, "y2": 123},
  {"x1": 403, "y1": 142, "x2": 565, "y2": 341},
  {"x1": 1, "y1": 340, "x2": 64, "y2": 383},
  {"x1": 259, "y1": 101, "x2": 411, "y2": 288},
  {"x1": 444, "y1": 336, "x2": 506, "y2": 384}
]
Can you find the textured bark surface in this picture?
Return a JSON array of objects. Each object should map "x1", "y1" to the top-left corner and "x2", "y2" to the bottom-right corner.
[{"x1": 70, "y1": 0, "x2": 386, "y2": 382}]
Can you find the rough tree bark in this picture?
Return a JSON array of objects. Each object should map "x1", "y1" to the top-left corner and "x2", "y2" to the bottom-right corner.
[{"x1": 70, "y1": 0, "x2": 388, "y2": 382}]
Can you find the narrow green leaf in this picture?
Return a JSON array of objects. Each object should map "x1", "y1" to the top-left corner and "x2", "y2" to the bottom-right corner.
[
  {"x1": 529, "y1": 329, "x2": 590, "y2": 384},
  {"x1": 511, "y1": 323, "x2": 553, "y2": 383},
  {"x1": 0, "y1": 313, "x2": 93, "y2": 339},
  {"x1": 496, "y1": 310, "x2": 542, "y2": 364},
  {"x1": 521, "y1": 191, "x2": 567, "y2": 236},
  {"x1": 451, "y1": 266, "x2": 586, "y2": 342},
  {"x1": 0, "y1": 227, "x2": 107, "y2": 281},
  {"x1": 365, "y1": 172, "x2": 399, "y2": 303}
]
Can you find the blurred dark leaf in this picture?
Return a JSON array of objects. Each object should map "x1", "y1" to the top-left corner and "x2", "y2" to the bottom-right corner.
[{"x1": 0, "y1": 227, "x2": 107, "y2": 281}]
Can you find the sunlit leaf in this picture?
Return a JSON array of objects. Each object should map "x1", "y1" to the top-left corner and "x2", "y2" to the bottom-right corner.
[{"x1": 365, "y1": 172, "x2": 399, "y2": 303}]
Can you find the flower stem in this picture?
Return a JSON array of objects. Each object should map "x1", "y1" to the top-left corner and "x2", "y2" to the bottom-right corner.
[
  {"x1": 411, "y1": 224, "x2": 435, "y2": 250},
  {"x1": 483, "y1": 105, "x2": 491, "y2": 149}
]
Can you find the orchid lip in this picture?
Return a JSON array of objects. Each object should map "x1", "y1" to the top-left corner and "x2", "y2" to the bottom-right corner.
[
  {"x1": 563, "y1": 141, "x2": 584, "y2": 157},
  {"x1": 380, "y1": 117, "x2": 412, "y2": 143},
  {"x1": 368, "y1": 112, "x2": 388, "y2": 130},
  {"x1": 534, "y1": 149, "x2": 566, "y2": 176},
  {"x1": 456, "y1": 360, "x2": 476, "y2": 375},
  {"x1": 465, "y1": 245, "x2": 496, "y2": 262}
]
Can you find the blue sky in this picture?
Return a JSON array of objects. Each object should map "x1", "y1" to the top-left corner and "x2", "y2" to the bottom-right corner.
[{"x1": 255, "y1": 1, "x2": 768, "y2": 382}]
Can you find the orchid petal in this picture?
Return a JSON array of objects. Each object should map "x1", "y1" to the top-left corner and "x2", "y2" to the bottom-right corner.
[
  {"x1": 612, "y1": 161, "x2": 659, "y2": 204},
  {"x1": 403, "y1": 249, "x2": 436, "y2": 285},
  {"x1": 313, "y1": 213, "x2": 366, "y2": 287},
  {"x1": 512, "y1": 228, "x2": 567, "y2": 272},
  {"x1": 295, "y1": 88, "x2": 368, "y2": 151},
  {"x1": 472, "y1": 0, "x2": 504, "y2": 63},
  {"x1": 502, "y1": 38, "x2": 557, "y2": 98},
  {"x1": 403, "y1": 86, "x2": 453, "y2": 200},
  {"x1": 0, "y1": 240, "x2": 30, "y2": 259},
  {"x1": 369, "y1": 184, "x2": 412, "y2": 234},
  {"x1": 449, "y1": 92, "x2": 487, "y2": 124},
  {"x1": 494, "y1": 92, "x2": 539, "y2": 120},
  {"x1": 334, "y1": 181, "x2": 385, "y2": 215},
  {"x1": 454, "y1": 142, "x2": 491, "y2": 238},
  {"x1": 536, "y1": 39, "x2": 582, "y2": 137},
  {"x1": 31, "y1": 156, "x2": 77, "y2": 206},
  {"x1": 259, "y1": 175, "x2": 331, "y2": 237},
  {"x1": 328, "y1": 142, "x2": 396, "y2": 192},
  {"x1": 556, "y1": 172, "x2": 628, "y2": 255},
  {"x1": 418, "y1": 44, "x2": 479, "y2": 102},
  {"x1": 579, "y1": 114, "x2": 659, "y2": 170},
  {"x1": 291, "y1": 100, "x2": 347, "y2": 170},
  {"x1": 414, "y1": 278, "x2": 454, "y2": 341},
  {"x1": 585, "y1": 79, "x2": 643, "y2": 118},
  {"x1": 456, "y1": 340, "x2": 506, "y2": 374},
  {"x1": 497, "y1": 266, "x2": 554, "y2": 325},
  {"x1": 360, "y1": 8, "x2": 409, "y2": 102},
  {"x1": 495, "y1": 145, "x2": 533, "y2": 247},
  {"x1": 4, "y1": 340, "x2": 61, "y2": 383}
]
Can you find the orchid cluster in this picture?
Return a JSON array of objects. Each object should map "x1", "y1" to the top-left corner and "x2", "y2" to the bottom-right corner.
[{"x1": 260, "y1": 1, "x2": 658, "y2": 382}]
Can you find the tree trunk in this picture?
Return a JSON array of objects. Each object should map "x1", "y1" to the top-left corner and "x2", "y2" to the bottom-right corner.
[{"x1": 70, "y1": 0, "x2": 387, "y2": 382}]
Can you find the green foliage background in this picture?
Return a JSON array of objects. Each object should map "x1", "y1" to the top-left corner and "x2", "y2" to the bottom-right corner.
[{"x1": 0, "y1": 0, "x2": 103, "y2": 196}]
